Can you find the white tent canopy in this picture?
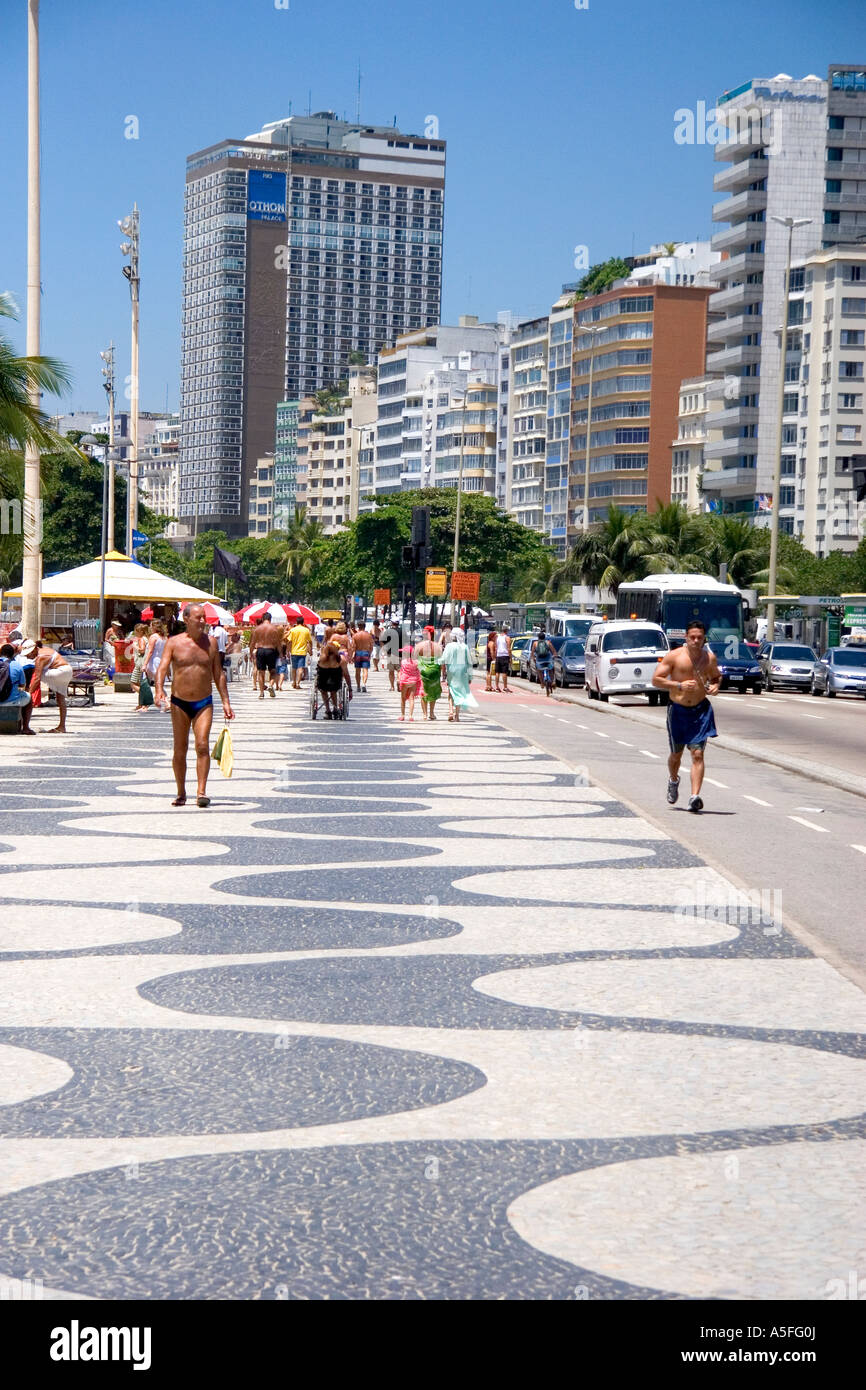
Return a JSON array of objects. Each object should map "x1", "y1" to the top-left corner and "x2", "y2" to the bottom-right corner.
[{"x1": 5, "y1": 552, "x2": 217, "y2": 603}]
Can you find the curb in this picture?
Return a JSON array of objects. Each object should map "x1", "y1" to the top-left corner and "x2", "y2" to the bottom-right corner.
[{"x1": 541, "y1": 684, "x2": 866, "y2": 802}]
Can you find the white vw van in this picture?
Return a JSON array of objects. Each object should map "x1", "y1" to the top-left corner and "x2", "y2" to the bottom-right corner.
[{"x1": 584, "y1": 620, "x2": 669, "y2": 704}]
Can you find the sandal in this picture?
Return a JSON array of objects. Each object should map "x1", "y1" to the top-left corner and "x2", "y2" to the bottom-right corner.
[
  {"x1": 196, "y1": 795, "x2": 211, "y2": 808},
  {"x1": 171, "y1": 795, "x2": 187, "y2": 807}
]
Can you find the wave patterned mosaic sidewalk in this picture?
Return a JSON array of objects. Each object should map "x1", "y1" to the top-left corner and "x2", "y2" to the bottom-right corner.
[{"x1": 0, "y1": 677, "x2": 864, "y2": 1300}]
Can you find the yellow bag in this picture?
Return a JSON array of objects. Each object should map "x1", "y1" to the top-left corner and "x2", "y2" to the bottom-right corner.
[{"x1": 212, "y1": 725, "x2": 234, "y2": 778}]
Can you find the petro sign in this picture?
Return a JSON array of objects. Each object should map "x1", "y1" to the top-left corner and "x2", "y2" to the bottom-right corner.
[{"x1": 247, "y1": 170, "x2": 286, "y2": 223}]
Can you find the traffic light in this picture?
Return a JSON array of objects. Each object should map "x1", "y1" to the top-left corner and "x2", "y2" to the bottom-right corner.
[
  {"x1": 411, "y1": 506, "x2": 430, "y2": 550},
  {"x1": 401, "y1": 545, "x2": 416, "y2": 568}
]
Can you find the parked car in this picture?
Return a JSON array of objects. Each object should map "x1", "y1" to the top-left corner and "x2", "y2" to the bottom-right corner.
[
  {"x1": 708, "y1": 640, "x2": 764, "y2": 693},
  {"x1": 810, "y1": 646, "x2": 866, "y2": 698},
  {"x1": 583, "y1": 620, "x2": 669, "y2": 703},
  {"x1": 553, "y1": 638, "x2": 586, "y2": 687},
  {"x1": 509, "y1": 633, "x2": 533, "y2": 675},
  {"x1": 759, "y1": 642, "x2": 818, "y2": 692}
]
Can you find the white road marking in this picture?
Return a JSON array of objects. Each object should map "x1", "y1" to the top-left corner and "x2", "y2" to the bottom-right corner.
[
  {"x1": 594, "y1": 731, "x2": 610, "y2": 739},
  {"x1": 851, "y1": 844, "x2": 866, "y2": 856},
  {"x1": 616, "y1": 740, "x2": 634, "y2": 747},
  {"x1": 743, "y1": 794, "x2": 773, "y2": 807},
  {"x1": 704, "y1": 777, "x2": 729, "y2": 789},
  {"x1": 640, "y1": 749, "x2": 660, "y2": 759},
  {"x1": 798, "y1": 713, "x2": 824, "y2": 720},
  {"x1": 788, "y1": 815, "x2": 830, "y2": 834},
  {"x1": 794, "y1": 806, "x2": 824, "y2": 814},
  {"x1": 557, "y1": 718, "x2": 571, "y2": 724},
  {"x1": 576, "y1": 724, "x2": 588, "y2": 730},
  {"x1": 540, "y1": 712, "x2": 554, "y2": 719}
]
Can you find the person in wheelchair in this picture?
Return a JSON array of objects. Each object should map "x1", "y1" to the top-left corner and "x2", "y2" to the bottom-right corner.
[{"x1": 315, "y1": 638, "x2": 353, "y2": 719}]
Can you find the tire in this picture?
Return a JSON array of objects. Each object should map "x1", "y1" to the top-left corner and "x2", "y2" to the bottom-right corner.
[
  {"x1": 587, "y1": 683, "x2": 597, "y2": 700},
  {"x1": 599, "y1": 691, "x2": 609, "y2": 703},
  {"x1": 765, "y1": 678, "x2": 773, "y2": 692},
  {"x1": 810, "y1": 682, "x2": 821, "y2": 697},
  {"x1": 752, "y1": 685, "x2": 763, "y2": 695},
  {"x1": 827, "y1": 688, "x2": 837, "y2": 698},
  {"x1": 648, "y1": 692, "x2": 659, "y2": 707},
  {"x1": 659, "y1": 691, "x2": 670, "y2": 706}
]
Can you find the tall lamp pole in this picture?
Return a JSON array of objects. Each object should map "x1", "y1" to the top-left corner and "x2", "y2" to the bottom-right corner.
[
  {"x1": 21, "y1": 0, "x2": 42, "y2": 639},
  {"x1": 765, "y1": 215, "x2": 812, "y2": 646},
  {"x1": 580, "y1": 324, "x2": 606, "y2": 534},
  {"x1": 119, "y1": 206, "x2": 140, "y2": 552},
  {"x1": 100, "y1": 343, "x2": 116, "y2": 551},
  {"x1": 449, "y1": 390, "x2": 469, "y2": 626}
]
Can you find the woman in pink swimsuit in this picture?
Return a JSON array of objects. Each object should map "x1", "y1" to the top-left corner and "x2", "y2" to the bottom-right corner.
[{"x1": 398, "y1": 645, "x2": 422, "y2": 722}]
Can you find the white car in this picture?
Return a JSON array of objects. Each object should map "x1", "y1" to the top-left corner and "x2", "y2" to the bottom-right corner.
[{"x1": 584, "y1": 620, "x2": 669, "y2": 704}]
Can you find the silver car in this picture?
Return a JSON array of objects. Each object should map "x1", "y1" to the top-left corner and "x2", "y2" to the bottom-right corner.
[
  {"x1": 810, "y1": 646, "x2": 866, "y2": 698},
  {"x1": 760, "y1": 643, "x2": 818, "y2": 692}
]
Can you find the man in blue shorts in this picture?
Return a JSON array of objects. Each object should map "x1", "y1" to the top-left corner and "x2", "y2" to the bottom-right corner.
[{"x1": 652, "y1": 619, "x2": 721, "y2": 813}]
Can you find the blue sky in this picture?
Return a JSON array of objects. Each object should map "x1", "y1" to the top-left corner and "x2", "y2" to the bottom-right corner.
[{"x1": 0, "y1": 0, "x2": 860, "y2": 415}]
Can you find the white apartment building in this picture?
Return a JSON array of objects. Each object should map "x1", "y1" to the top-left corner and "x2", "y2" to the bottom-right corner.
[
  {"x1": 706, "y1": 65, "x2": 866, "y2": 521},
  {"x1": 137, "y1": 415, "x2": 180, "y2": 536},
  {"x1": 303, "y1": 371, "x2": 378, "y2": 533},
  {"x1": 248, "y1": 456, "x2": 275, "y2": 535},
  {"x1": 787, "y1": 245, "x2": 866, "y2": 555},
  {"x1": 670, "y1": 376, "x2": 723, "y2": 511},
  {"x1": 506, "y1": 316, "x2": 549, "y2": 534},
  {"x1": 628, "y1": 240, "x2": 721, "y2": 288},
  {"x1": 374, "y1": 318, "x2": 507, "y2": 498}
]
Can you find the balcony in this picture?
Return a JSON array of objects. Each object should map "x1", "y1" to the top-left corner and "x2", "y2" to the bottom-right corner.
[
  {"x1": 825, "y1": 159, "x2": 866, "y2": 178},
  {"x1": 701, "y1": 466, "x2": 758, "y2": 495},
  {"x1": 713, "y1": 157, "x2": 770, "y2": 194},
  {"x1": 825, "y1": 191, "x2": 866, "y2": 209},
  {"x1": 709, "y1": 281, "x2": 763, "y2": 313},
  {"x1": 711, "y1": 222, "x2": 758, "y2": 255},
  {"x1": 707, "y1": 342, "x2": 762, "y2": 372},
  {"x1": 712, "y1": 188, "x2": 767, "y2": 223},
  {"x1": 710, "y1": 252, "x2": 764, "y2": 283},
  {"x1": 705, "y1": 404, "x2": 760, "y2": 430},
  {"x1": 707, "y1": 310, "x2": 763, "y2": 344},
  {"x1": 704, "y1": 436, "x2": 758, "y2": 461}
]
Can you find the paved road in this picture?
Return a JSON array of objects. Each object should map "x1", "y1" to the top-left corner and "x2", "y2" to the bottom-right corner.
[
  {"x1": 0, "y1": 673, "x2": 864, "y2": 1301},
  {"x1": 493, "y1": 676, "x2": 866, "y2": 982}
]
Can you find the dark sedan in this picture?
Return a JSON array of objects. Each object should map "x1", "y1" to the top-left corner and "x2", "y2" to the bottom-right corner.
[
  {"x1": 708, "y1": 640, "x2": 764, "y2": 693},
  {"x1": 553, "y1": 638, "x2": 586, "y2": 688}
]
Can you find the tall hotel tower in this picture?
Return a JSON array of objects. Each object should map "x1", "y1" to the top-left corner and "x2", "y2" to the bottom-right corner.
[{"x1": 180, "y1": 112, "x2": 446, "y2": 535}]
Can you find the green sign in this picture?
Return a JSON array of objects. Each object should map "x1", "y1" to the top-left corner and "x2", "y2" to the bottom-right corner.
[
  {"x1": 828, "y1": 615, "x2": 841, "y2": 646},
  {"x1": 844, "y1": 605, "x2": 866, "y2": 626}
]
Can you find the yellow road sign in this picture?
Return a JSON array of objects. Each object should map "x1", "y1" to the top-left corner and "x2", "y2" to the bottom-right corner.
[{"x1": 425, "y1": 567, "x2": 448, "y2": 596}]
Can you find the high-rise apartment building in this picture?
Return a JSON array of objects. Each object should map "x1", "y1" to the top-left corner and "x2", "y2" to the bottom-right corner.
[
  {"x1": 570, "y1": 284, "x2": 716, "y2": 531},
  {"x1": 273, "y1": 401, "x2": 300, "y2": 528},
  {"x1": 705, "y1": 65, "x2": 866, "y2": 520},
  {"x1": 506, "y1": 316, "x2": 549, "y2": 534},
  {"x1": 180, "y1": 112, "x2": 445, "y2": 536},
  {"x1": 302, "y1": 369, "x2": 377, "y2": 534},
  {"x1": 786, "y1": 244, "x2": 866, "y2": 554},
  {"x1": 670, "y1": 377, "x2": 722, "y2": 512}
]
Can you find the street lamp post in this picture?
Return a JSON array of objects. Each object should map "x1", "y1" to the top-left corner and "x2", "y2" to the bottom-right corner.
[
  {"x1": 766, "y1": 215, "x2": 812, "y2": 646},
  {"x1": 119, "y1": 207, "x2": 140, "y2": 552},
  {"x1": 580, "y1": 324, "x2": 606, "y2": 535},
  {"x1": 449, "y1": 390, "x2": 469, "y2": 627},
  {"x1": 100, "y1": 344, "x2": 116, "y2": 551},
  {"x1": 21, "y1": 0, "x2": 42, "y2": 640}
]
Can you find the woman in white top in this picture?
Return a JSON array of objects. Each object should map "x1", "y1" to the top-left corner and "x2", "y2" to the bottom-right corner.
[{"x1": 143, "y1": 621, "x2": 169, "y2": 710}]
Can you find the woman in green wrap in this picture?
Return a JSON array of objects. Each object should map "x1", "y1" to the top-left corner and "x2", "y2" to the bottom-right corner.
[
  {"x1": 415, "y1": 625, "x2": 443, "y2": 721},
  {"x1": 441, "y1": 628, "x2": 478, "y2": 722}
]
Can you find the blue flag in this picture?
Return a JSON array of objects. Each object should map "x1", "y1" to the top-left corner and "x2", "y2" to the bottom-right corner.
[{"x1": 132, "y1": 529, "x2": 149, "y2": 551}]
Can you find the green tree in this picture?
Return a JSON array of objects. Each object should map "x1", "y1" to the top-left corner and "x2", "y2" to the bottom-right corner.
[
  {"x1": 550, "y1": 506, "x2": 650, "y2": 596},
  {"x1": 271, "y1": 510, "x2": 328, "y2": 594},
  {"x1": 570, "y1": 257, "x2": 632, "y2": 301},
  {"x1": 641, "y1": 501, "x2": 712, "y2": 575}
]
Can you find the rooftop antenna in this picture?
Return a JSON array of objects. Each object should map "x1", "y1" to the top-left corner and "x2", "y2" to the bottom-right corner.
[
  {"x1": 356, "y1": 61, "x2": 362, "y2": 123},
  {"x1": 307, "y1": 89, "x2": 311, "y2": 116}
]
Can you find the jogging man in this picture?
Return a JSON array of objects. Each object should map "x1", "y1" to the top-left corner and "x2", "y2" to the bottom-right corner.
[
  {"x1": 652, "y1": 619, "x2": 721, "y2": 813},
  {"x1": 352, "y1": 623, "x2": 374, "y2": 692},
  {"x1": 155, "y1": 603, "x2": 234, "y2": 807}
]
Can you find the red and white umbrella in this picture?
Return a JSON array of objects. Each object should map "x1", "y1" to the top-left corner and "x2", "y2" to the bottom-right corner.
[
  {"x1": 203, "y1": 602, "x2": 235, "y2": 627},
  {"x1": 234, "y1": 601, "x2": 269, "y2": 625},
  {"x1": 287, "y1": 603, "x2": 321, "y2": 625},
  {"x1": 234, "y1": 601, "x2": 298, "y2": 625}
]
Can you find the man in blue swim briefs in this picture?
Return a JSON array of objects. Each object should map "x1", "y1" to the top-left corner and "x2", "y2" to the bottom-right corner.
[
  {"x1": 155, "y1": 603, "x2": 234, "y2": 807},
  {"x1": 652, "y1": 619, "x2": 721, "y2": 814}
]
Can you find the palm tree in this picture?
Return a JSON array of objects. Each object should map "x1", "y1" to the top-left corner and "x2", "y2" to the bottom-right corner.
[
  {"x1": 0, "y1": 292, "x2": 71, "y2": 461},
  {"x1": 550, "y1": 506, "x2": 650, "y2": 597},
  {"x1": 704, "y1": 514, "x2": 773, "y2": 589},
  {"x1": 640, "y1": 501, "x2": 711, "y2": 575},
  {"x1": 512, "y1": 548, "x2": 559, "y2": 602},
  {"x1": 272, "y1": 509, "x2": 326, "y2": 594}
]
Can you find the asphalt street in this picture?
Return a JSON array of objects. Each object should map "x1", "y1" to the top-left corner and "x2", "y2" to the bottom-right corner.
[{"x1": 486, "y1": 676, "x2": 866, "y2": 983}]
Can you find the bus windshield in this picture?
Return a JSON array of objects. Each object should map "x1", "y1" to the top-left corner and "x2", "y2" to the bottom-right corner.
[
  {"x1": 563, "y1": 618, "x2": 594, "y2": 639},
  {"x1": 662, "y1": 593, "x2": 742, "y2": 641}
]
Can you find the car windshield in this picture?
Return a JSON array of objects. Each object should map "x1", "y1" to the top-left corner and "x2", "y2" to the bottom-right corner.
[
  {"x1": 773, "y1": 645, "x2": 816, "y2": 660},
  {"x1": 709, "y1": 641, "x2": 755, "y2": 661},
  {"x1": 560, "y1": 640, "x2": 585, "y2": 657},
  {"x1": 563, "y1": 618, "x2": 594, "y2": 638},
  {"x1": 602, "y1": 628, "x2": 664, "y2": 652},
  {"x1": 833, "y1": 648, "x2": 866, "y2": 667}
]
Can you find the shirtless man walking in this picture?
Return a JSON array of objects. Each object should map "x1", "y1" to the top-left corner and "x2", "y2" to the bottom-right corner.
[
  {"x1": 155, "y1": 603, "x2": 234, "y2": 807},
  {"x1": 249, "y1": 614, "x2": 284, "y2": 699},
  {"x1": 652, "y1": 619, "x2": 721, "y2": 813}
]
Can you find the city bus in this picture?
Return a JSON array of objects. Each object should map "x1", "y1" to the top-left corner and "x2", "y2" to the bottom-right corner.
[{"x1": 615, "y1": 574, "x2": 750, "y2": 645}]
